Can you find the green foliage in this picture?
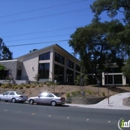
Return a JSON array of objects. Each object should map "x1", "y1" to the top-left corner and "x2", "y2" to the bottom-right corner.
[
  {"x1": 122, "y1": 58, "x2": 130, "y2": 79},
  {"x1": 102, "y1": 92, "x2": 105, "y2": 96},
  {"x1": 25, "y1": 84, "x2": 30, "y2": 88},
  {"x1": 46, "y1": 82, "x2": 51, "y2": 87},
  {"x1": 0, "y1": 38, "x2": 12, "y2": 60},
  {"x1": 90, "y1": 0, "x2": 130, "y2": 23},
  {"x1": 19, "y1": 86, "x2": 23, "y2": 89},
  {"x1": 69, "y1": 19, "x2": 128, "y2": 81},
  {"x1": 75, "y1": 74, "x2": 88, "y2": 86},
  {"x1": 71, "y1": 91, "x2": 77, "y2": 96},
  {"x1": 0, "y1": 64, "x2": 6, "y2": 70},
  {"x1": 66, "y1": 93, "x2": 71, "y2": 98},
  {"x1": 87, "y1": 90, "x2": 93, "y2": 95}
]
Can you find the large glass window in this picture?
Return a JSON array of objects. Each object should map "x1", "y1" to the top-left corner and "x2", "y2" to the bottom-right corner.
[
  {"x1": 76, "y1": 64, "x2": 80, "y2": 72},
  {"x1": 55, "y1": 53, "x2": 64, "y2": 64},
  {"x1": 114, "y1": 75, "x2": 122, "y2": 84},
  {"x1": 39, "y1": 63, "x2": 50, "y2": 79},
  {"x1": 39, "y1": 52, "x2": 50, "y2": 60},
  {"x1": 54, "y1": 64, "x2": 64, "y2": 84},
  {"x1": 66, "y1": 69, "x2": 74, "y2": 84},
  {"x1": 105, "y1": 75, "x2": 113, "y2": 84},
  {"x1": 67, "y1": 60, "x2": 74, "y2": 69}
]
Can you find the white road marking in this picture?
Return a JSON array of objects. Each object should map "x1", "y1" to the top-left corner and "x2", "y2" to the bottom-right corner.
[
  {"x1": 86, "y1": 119, "x2": 89, "y2": 121},
  {"x1": 32, "y1": 113, "x2": 35, "y2": 115}
]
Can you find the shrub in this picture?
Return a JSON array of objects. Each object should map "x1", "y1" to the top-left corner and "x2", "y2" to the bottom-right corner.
[
  {"x1": 19, "y1": 86, "x2": 23, "y2": 89},
  {"x1": 76, "y1": 91, "x2": 81, "y2": 95},
  {"x1": 71, "y1": 91, "x2": 77, "y2": 96},
  {"x1": 25, "y1": 84, "x2": 30, "y2": 88},
  {"x1": 31, "y1": 84, "x2": 36, "y2": 88},
  {"x1": 66, "y1": 93, "x2": 71, "y2": 98},
  {"x1": 46, "y1": 82, "x2": 51, "y2": 87},
  {"x1": 87, "y1": 90, "x2": 93, "y2": 94},
  {"x1": 102, "y1": 92, "x2": 106, "y2": 97}
]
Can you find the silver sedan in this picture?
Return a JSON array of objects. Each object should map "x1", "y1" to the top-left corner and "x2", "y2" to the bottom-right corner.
[
  {"x1": 0, "y1": 91, "x2": 27, "y2": 103},
  {"x1": 28, "y1": 92, "x2": 65, "y2": 106}
]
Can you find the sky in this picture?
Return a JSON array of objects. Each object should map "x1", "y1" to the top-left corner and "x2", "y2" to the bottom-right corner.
[{"x1": 0, "y1": 0, "x2": 123, "y2": 59}]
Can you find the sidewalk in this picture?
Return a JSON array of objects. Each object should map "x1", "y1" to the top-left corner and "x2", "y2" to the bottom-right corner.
[{"x1": 66, "y1": 92, "x2": 130, "y2": 110}]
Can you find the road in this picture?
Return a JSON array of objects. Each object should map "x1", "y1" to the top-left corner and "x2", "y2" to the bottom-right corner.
[{"x1": 0, "y1": 102, "x2": 129, "y2": 130}]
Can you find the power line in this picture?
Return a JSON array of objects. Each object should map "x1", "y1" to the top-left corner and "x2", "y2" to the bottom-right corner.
[
  {"x1": 5, "y1": 33, "x2": 71, "y2": 43},
  {"x1": 2, "y1": 25, "x2": 83, "y2": 38},
  {"x1": 0, "y1": 8, "x2": 87, "y2": 25},
  {"x1": 7, "y1": 39, "x2": 70, "y2": 47},
  {"x1": 0, "y1": 0, "x2": 86, "y2": 18}
]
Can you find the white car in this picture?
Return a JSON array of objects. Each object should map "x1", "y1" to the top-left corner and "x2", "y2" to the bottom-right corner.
[
  {"x1": 28, "y1": 92, "x2": 65, "y2": 106},
  {"x1": 0, "y1": 91, "x2": 27, "y2": 103}
]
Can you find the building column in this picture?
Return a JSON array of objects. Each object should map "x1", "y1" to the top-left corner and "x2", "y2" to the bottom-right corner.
[
  {"x1": 49, "y1": 48, "x2": 54, "y2": 81},
  {"x1": 122, "y1": 74, "x2": 126, "y2": 85},
  {"x1": 102, "y1": 72, "x2": 105, "y2": 85}
]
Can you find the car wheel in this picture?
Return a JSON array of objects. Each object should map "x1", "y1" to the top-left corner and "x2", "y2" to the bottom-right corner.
[
  {"x1": 12, "y1": 98, "x2": 16, "y2": 103},
  {"x1": 29, "y1": 99, "x2": 34, "y2": 105},
  {"x1": 51, "y1": 101, "x2": 56, "y2": 106}
]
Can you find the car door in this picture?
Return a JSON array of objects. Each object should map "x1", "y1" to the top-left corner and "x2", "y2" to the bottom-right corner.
[
  {"x1": 41, "y1": 94, "x2": 54, "y2": 104},
  {"x1": 1, "y1": 92, "x2": 10, "y2": 101},
  {"x1": 7, "y1": 92, "x2": 15, "y2": 101}
]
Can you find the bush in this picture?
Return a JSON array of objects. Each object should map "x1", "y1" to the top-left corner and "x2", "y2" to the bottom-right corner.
[
  {"x1": 76, "y1": 91, "x2": 81, "y2": 95},
  {"x1": 87, "y1": 90, "x2": 93, "y2": 94},
  {"x1": 66, "y1": 93, "x2": 71, "y2": 98},
  {"x1": 102, "y1": 92, "x2": 106, "y2": 97},
  {"x1": 71, "y1": 91, "x2": 77, "y2": 96},
  {"x1": 25, "y1": 84, "x2": 30, "y2": 88},
  {"x1": 46, "y1": 82, "x2": 51, "y2": 87},
  {"x1": 19, "y1": 86, "x2": 23, "y2": 89},
  {"x1": 31, "y1": 84, "x2": 36, "y2": 88}
]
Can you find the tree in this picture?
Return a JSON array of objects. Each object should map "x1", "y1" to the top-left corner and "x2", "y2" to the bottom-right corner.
[
  {"x1": 0, "y1": 38, "x2": 12, "y2": 60},
  {"x1": 90, "y1": 0, "x2": 130, "y2": 23},
  {"x1": 0, "y1": 64, "x2": 6, "y2": 70},
  {"x1": 30, "y1": 49, "x2": 38, "y2": 53},
  {"x1": 90, "y1": 0, "x2": 130, "y2": 56},
  {"x1": 69, "y1": 20, "x2": 127, "y2": 83},
  {"x1": 122, "y1": 58, "x2": 130, "y2": 79}
]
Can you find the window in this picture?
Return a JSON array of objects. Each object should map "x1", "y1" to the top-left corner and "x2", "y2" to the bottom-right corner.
[
  {"x1": 3, "y1": 92, "x2": 9, "y2": 95},
  {"x1": 54, "y1": 64, "x2": 64, "y2": 84},
  {"x1": 114, "y1": 75, "x2": 122, "y2": 84},
  {"x1": 66, "y1": 69, "x2": 74, "y2": 84},
  {"x1": 55, "y1": 53, "x2": 64, "y2": 64},
  {"x1": 67, "y1": 60, "x2": 74, "y2": 69},
  {"x1": 39, "y1": 52, "x2": 50, "y2": 60},
  {"x1": 76, "y1": 64, "x2": 80, "y2": 72},
  {"x1": 9, "y1": 92, "x2": 15, "y2": 95},
  {"x1": 47, "y1": 94, "x2": 54, "y2": 97},
  {"x1": 39, "y1": 63, "x2": 50, "y2": 79}
]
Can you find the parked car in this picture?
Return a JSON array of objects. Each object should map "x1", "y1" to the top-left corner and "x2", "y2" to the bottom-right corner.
[
  {"x1": 0, "y1": 91, "x2": 27, "y2": 103},
  {"x1": 28, "y1": 92, "x2": 65, "y2": 106}
]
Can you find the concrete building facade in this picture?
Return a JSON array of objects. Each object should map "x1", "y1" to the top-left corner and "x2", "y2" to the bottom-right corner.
[{"x1": 0, "y1": 44, "x2": 80, "y2": 84}]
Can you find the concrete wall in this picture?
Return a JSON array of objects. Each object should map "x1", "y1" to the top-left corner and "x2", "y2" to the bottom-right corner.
[
  {"x1": 20, "y1": 48, "x2": 53, "y2": 81},
  {"x1": 0, "y1": 80, "x2": 28, "y2": 84},
  {"x1": 0, "y1": 60, "x2": 18, "y2": 79}
]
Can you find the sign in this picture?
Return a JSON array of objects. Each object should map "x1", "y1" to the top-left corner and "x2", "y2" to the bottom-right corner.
[{"x1": 118, "y1": 118, "x2": 130, "y2": 130}]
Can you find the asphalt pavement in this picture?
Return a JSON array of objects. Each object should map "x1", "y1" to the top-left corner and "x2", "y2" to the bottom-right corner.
[
  {"x1": 0, "y1": 101, "x2": 129, "y2": 130},
  {"x1": 67, "y1": 92, "x2": 130, "y2": 110}
]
